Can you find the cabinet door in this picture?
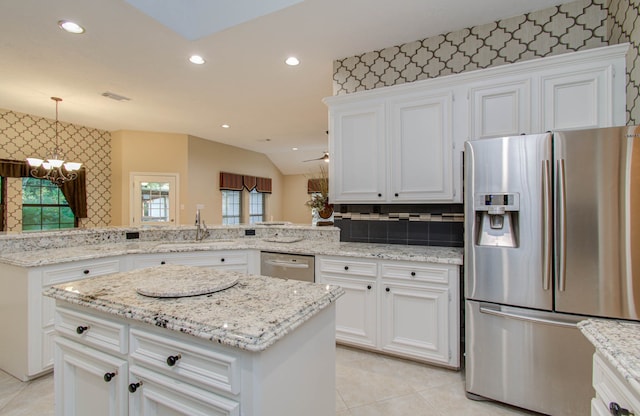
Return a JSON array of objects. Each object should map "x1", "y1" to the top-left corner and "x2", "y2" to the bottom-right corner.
[
  {"x1": 319, "y1": 274, "x2": 377, "y2": 348},
  {"x1": 541, "y1": 66, "x2": 614, "y2": 131},
  {"x1": 54, "y1": 337, "x2": 128, "y2": 416},
  {"x1": 469, "y1": 79, "x2": 531, "y2": 139},
  {"x1": 388, "y1": 92, "x2": 453, "y2": 201},
  {"x1": 129, "y1": 365, "x2": 240, "y2": 416},
  {"x1": 379, "y1": 282, "x2": 451, "y2": 365},
  {"x1": 329, "y1": 101, "x2": 386, "y2": 202}
]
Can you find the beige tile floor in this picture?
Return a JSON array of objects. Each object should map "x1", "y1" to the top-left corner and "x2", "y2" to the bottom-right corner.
[{"x1": 0, "y1": 345, "x2": 539, "y2": 416}]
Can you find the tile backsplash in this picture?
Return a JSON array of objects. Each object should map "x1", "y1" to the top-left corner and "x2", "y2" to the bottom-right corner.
[{"x1": 333, "y1": 204, "x2": 464, "y2": 247}]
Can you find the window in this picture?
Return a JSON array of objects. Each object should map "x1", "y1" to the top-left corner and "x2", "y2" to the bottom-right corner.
[
  {"x1": 249, "y1": 189, "x2": 265, "y2": 224},
  {"x1": 22, "y1": 177, "x2": 76, "y2": 231},
  {"x1": 131, "y1": 173, "x2": 178, "y2": 226},
  {"x1": 222, "y1": 190, "x2": 242, "y2": 225}
]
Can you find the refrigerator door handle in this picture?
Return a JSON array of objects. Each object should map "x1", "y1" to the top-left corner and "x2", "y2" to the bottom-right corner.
[
  {"x1": 479, "y1": 304, "x2": 577, "y2": 328},
  {"x1": 556, "y1": 159, "x2": 567, "y2": 292},
  {"x1": 542, "y1": 160, "x2": 552, "y2": 291}
]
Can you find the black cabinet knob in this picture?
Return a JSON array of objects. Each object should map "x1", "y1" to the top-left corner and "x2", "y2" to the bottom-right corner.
[
  {"x1": 394, "y1": 193, "x2": 399, "y2": 197},
  {"x1": 609, "y1": 402, "x2": 634, "y2": 416},
  {"x1": 385, "y1": 287, "x2": 390, "y2": 292},
  {"x1": 160, "y1": 261, "x2": 166, "y2": 265},
  {"x1": 378, "y1": 193, "x2": 382, "y2": 197},
  {"x1": 83, "y1": 269, "x2": 90, "y2": 275},
  {"x1": 103, "y1": 372, "x2": 116, "y2": 382},
  {"x1": 344, "y1": 266, "x2": 349, "y2": 271},
  {"x1": 76, "y1": 325, "x2": 89, "y2": 334},
  {"x1": 367, "y1": 285, "x2": 372, "y2": 290},
  {"x1": 220, "y1": 258, "x2": 225, "y2": 262},
  {"x1": 128, "y1": 382, "x2": 143, "y2": 393},
  {"x1": 166, "y1": 354, "x2": 182, "y2": 367},
  {"x1": 411, "y1": 271, "x2": 416, "y2": 277}
]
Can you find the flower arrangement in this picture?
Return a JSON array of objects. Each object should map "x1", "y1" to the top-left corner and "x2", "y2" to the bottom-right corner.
[{"x1": 305, "y1": 164, "x2": 330, "y2": 215}]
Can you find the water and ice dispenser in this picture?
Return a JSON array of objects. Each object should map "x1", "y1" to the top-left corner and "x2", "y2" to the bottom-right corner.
[{"x1": 474, "y1": 193, "x2": 519, "y2": 247}]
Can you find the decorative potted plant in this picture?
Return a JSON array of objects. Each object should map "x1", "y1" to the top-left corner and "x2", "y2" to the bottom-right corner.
[{"x1": 305, "y1": 165, "x2": 333, "y2": 225}]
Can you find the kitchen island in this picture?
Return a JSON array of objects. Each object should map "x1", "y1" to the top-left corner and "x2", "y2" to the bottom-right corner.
[{"x1": 44, "y1": 264, "x2": 344, "y2": 416}]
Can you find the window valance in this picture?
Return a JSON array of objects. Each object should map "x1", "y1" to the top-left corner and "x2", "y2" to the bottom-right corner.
[
  {"x1": 0, "y1": 158, "x2": 88, "y2": 218},
  {"x1": 220, "y1": 172, "x2": 272, "y2": 193}
]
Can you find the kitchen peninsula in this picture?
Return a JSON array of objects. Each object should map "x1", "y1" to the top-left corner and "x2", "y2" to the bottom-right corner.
[
  {"x1": 0, "y1": 225, "x2": 464, "y2": 383},
  {"x1": 44, "y1": 264, "x2": 344, "y2": 416}
]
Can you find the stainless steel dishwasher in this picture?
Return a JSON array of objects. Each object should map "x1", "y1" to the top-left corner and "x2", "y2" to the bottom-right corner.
[{"x1": 260, "y1": 251, "x2": 315, "y2": 282}]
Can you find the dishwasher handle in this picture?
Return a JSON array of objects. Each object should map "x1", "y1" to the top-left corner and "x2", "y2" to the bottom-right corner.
[{"x1": 264, "y1": 259, "x2": 310, "y2": 269}]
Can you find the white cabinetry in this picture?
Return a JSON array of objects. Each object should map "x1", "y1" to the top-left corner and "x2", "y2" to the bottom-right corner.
[
  {"x1": 379, "y1": 261, "x2": 457, "y2": 365},
  {"x1": 53, "y1": 300, "x2": 336, "y2": 416},
  {"x1": 468, "y1": 79, "x2": 531, "y2": 139},
  {"x1": 329, "y1": 100, "x2": 386, "y2": 202},
  {"x1": 325, "y1": 44, "x2": 627, "y2": 204},
  {"x1": 0, "y1": 257, "x2": 123, "y2": 381},
  {"x1": 327, "y1": 90, "x2": 454, "y2": 203},
  {"x1": 317, "y1": 257, "x2": 378, "y2": 348},
  {"x1": 389, "y1": 92, "x2": 453, "y2": 201},
  {"x1": 316, "y1": 255, "x2": 460, "y2": 368},
  {"x1": 128, "y1": 250, "x2": 255, "y2": 274},
  {"x1": 591, "y1": 352, "x2": 640, "y2": 416}
]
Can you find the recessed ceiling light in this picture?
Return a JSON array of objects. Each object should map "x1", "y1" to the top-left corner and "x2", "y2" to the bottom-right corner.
[
  {"x1": 285, "y1": 56, "x2": 300, "y2": 66},
  {"x1": 189, "y1": 55, "x2": 206, "y2": 65},
  {"x1": 58, "y1": 20, "x2": 85, "y2": 34},
  {"x1": 292, "y1": 147, "x2": 298, "y2": 151},
  {"x1": 221, "y1": 124, "x2": 230, "y2": 129}
]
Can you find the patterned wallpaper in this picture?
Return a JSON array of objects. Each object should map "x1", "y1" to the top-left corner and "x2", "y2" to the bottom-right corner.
[
  {"x1": 333, "y1": 0, "x2": 639, "y2": 123},
  {"x1": 608, "y1": 0, "x2": 640, "y2": 124},
  {"x1": 0, "y1": 109, "x2": 111, "y2": 230}
]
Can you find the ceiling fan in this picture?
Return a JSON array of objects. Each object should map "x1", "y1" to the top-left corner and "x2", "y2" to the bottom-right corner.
[{"x1": 303, "y1": 152, "x2": 329, "y2": 163}]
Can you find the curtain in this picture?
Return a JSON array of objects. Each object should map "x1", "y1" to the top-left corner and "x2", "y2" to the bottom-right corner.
[
  {"x1": 219, "y1": 172, "x2": 243, "y2": 190},
  {"x1": 220, "y1": 172, "x2": 272, "y2": 193},
  {"x1": 0, "y1": 159, "x2": 88, "y2": 218}
]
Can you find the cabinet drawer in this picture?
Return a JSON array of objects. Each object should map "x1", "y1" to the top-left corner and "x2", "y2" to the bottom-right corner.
[
  {"x1": 42, "y1": 258, "x2": 121, "y2": 286},
  {"x1": 380, "y1": 262, "x2": 451, "y2": 284},
  {"x1": 55, "y1": 307, "x2": 128, "y2": 355},
  {"x1": 593, "y1": 352, "x2": 640, "y2": 415},
  {"x1": 130, "y1": 328, "x2": 240, "y2": 395},
  {"x1": 319, "y1": 257, "x2": 377, "y2": 277},
  {"x1": 131, "y1": 251, "x2": 248, "y2": 269}
]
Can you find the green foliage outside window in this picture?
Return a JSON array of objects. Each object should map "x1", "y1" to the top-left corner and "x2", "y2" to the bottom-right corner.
[{"x1": 22, "y1": 178, "x2": 75, "y2": 231}]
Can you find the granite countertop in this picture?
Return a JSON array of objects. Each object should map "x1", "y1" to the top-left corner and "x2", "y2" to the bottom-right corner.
[
  {"x1": 44, "y1": 264, "x2": 344, "y2": 352},
  {"x1": 578, "y1": 319, "x2": 640, "y2": 395},
  {"x1": 0, "y1": 238, "x2": 464, "y2": 268}
]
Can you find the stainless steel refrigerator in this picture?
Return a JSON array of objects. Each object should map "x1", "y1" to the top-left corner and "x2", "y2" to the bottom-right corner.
[{"x1": 464, "y1": 126, "x2": 640, "y2": 415}]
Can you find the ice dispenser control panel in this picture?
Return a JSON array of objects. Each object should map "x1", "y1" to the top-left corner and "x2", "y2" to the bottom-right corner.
[{"x1": 474, "y1": 193, "x2": 519, "y2": 212}]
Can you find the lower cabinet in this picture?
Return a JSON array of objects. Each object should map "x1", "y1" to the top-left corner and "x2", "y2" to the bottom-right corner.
[
  {"x1": 316, "y1": 255, "x2": 460, "y2": 368},
  {"x1": 591, "y1": 352, "x2": 640, "y2": 416}
]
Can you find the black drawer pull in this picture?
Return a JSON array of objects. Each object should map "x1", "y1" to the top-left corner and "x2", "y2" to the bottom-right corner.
[
  {"x1": 385, "y1": 287, "x2": 390, "y2": 292},
  {"x1": 76, "y1": 325, "x2": 89, "y2": 334},
  {"x1": 128, "y1": 382, "x2": 143, "y2": 393},
  {"x1": 609, "y1": 402, "x2": 635, "y2": 416},
  {"x1": 367, "y1": 285, "x2": 372, "y2": 290},
  {"x1": 220, "y1": 258, "x2": 225, "y2": 262},
  {"x1": 83, "y1": 269, "x2": 90, "y2": 275},
  {"x1": 166, "y1": 354, "x2": 182, "y2": 366},
  {"x1": 344, "y1": 266, "x2": 349, "y2": 271},
  {"x1": 411, "y1": 271, "x2": 416, "y2": 277},
  {"x1": 103, "y1": 372, "x2": 116, "y2": 382},
  {"x1": 160, "y1": 261, "x2": 166, "y2": 265}
]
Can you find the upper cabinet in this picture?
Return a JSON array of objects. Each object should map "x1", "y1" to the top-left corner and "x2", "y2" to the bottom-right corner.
[{"x1": 324, "y1": 44, "x2": 628, "y2": 204}]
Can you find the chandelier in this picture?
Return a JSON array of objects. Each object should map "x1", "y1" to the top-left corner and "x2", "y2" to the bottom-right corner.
[{"x1": 26, "y1": 97, "x2": 82, "y2": 186}]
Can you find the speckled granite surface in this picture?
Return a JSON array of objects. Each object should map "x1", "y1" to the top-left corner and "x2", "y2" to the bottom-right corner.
[
  {"x1": 44, "y1": 264, "x2": 344, "y2": 352},
  {"x1": 578, "y1": 319, "x2": 640, "y2": 395},
  {"x1": 0, "y1": 238, "x2": 463, "y2": 268}
]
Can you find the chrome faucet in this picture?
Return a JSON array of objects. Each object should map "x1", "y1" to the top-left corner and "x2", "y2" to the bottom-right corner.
[{"x1": 195, "y1": 208, "x2": 209, "y2": 241}]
